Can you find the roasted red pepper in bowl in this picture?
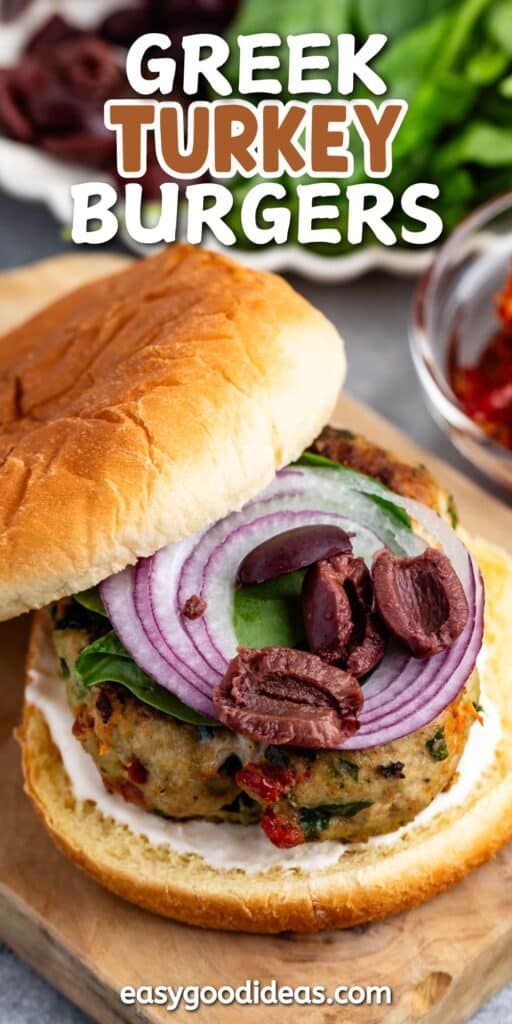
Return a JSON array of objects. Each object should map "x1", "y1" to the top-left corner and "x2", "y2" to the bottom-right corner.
[{"x1": 451, "y1": 271, "x2": 512, "y2": 452}]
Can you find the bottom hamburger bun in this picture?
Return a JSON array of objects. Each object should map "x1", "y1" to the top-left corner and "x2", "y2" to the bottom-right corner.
[{"x1": 18, "y1": 533, "x2": 512, "y2": 934}]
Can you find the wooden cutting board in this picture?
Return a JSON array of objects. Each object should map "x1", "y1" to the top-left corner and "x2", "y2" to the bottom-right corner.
[{"x1": 1, "y1": 253, "x2": 512, "y2": 1024}]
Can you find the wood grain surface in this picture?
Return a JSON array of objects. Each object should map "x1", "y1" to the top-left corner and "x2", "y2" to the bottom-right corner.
[{"x1": 1, "y1": 254, "x2": 512, "y2": 1024}]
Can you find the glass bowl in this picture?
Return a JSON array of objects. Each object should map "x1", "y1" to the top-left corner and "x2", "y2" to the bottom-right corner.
[{"x1": 410, "y1": 192, "x2": 512, "y2": 491}]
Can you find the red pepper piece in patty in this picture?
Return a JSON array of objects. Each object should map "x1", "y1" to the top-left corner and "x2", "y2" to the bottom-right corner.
[
  {"x1": 261, "y1": 808, "x2": 305, "y2": 848},
  {"x1": 236, "y1": 762, "x2": 295, "y2": 804}
]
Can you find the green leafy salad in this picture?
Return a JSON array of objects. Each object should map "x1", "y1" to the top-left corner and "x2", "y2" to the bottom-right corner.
[{"x1": 222, "y1": 0, "x2": 512, "y2": 250}]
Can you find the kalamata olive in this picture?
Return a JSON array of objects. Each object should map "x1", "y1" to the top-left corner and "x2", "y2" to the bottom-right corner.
[
  {"x1": 42, "y1": 128, "x2": 116, "y2": 167},
  {"x1": 101, "y1": 8, "x2": 153, "y2": 46},
  {"x1": 345, "y1": 613, "x2": 387, "y2": 677},
  {"x1": 25, "y1": 15, "x2": 80, "y2": 58},
  {"x1": 181, "y1": 594, "x2": 207, "y2": 620},
  {"x1": 302, "y1": 557, "x2": 354, "y2": 656},
  {"x1": 303, "y1": 554, "x2": 386, "y2": 676},
  {"x1": 158, "y1": 0, "x2": 240, "y2": 25},
  {"x1": 27, "y1": 87, "x2": 89, "y2": 133},
  {"x1": 213, "y1": 646, "x2": 363, "y2": 748},
  {"x1": 372, "y1": 547, "x2": 469, "y2": 657},
  {"x1": 237, "y1": 525, "x2": 353, "y2": 586},
  {"x1": 53, "y1": 38, "x2": 125, "y2": 101},
  {"x1": 0, "y1": 68, "x2": 34, "y2": 141},
  {"x1": 1, "y1": 0, "x2": 31, "y2": 22}
]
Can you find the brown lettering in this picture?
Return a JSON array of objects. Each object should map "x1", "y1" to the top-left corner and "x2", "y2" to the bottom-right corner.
[
  {"x1": 107, "y1": 102, "x2": 155, "y2": 176},
  {"x1": 310, "y1": 103, "x2": 349, "y2": 174},
  {"x1": 214, "y1": 103, "x2": 258, "y2": 175},
  {"x1": 159, "y1": 104, "x2": 210, "y2": 176},
  {"x1": 261, "y1": 103, "x2": 306, "y2": 175},
  {"x1": 352, "y1": 101, "x2": 405, "y2": 175}
]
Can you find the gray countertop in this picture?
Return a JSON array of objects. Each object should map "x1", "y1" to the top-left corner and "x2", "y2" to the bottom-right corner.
[{"x1": 0, "y1": 190, "x2": 510, "y2": 1024}]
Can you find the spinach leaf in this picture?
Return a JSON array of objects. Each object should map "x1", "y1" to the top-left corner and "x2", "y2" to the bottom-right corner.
[
  {"x1": 295, "y1": 451, "x2": 412, "y2": 528},
  {"x1": 233, "y1": 578, "x2": 307, "y2": 650},
  {"x1": 436, "y1": 121, "x2": 512, "y2": 167},
  {"x1": 466, "y1": 45, "x2": 509, "y2": 84},
  {"x1": 295, "y1": 450, "x2": 393, "y2": 494},
  {"x1": 75, "y1": 631, "x2": 218, "y2": 727},
  {"x1": 299, "y1": 806, "x2": 332, "y2": 838},
  {"x1": 360, "y1": 493, "x2": 411, "y2": 530},
  {"x1": 487, "y1": 0, "x2": 512, "y2": 56},
  {"x1": 433, "y1": 0, "x2": 495, "y2": 73},
  {"x1": 357, "y1": 0, "x2": 457, "y2": 43},
  {"x1": 375, "y1": 10, "x2": 455, "y2": 97},
  {"x1": 238, "y1": 570, "x2": 307, "y2": 601},
  {"x1": 317, "y1": 800, "x2": 373, "y2": 816},
  {"x1": 74, "y1": 586, "x2": 108, "y2": 618},
  {"x1": 500, "y1": 74, "x2": 512, "y2": 96}
]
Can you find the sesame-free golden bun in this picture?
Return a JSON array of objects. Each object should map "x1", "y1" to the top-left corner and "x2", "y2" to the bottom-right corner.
[
  {"x1": 0, "y1": 245, "x2": 345, "y2": 620},
  {"x1": 18, "y1": 535, "x2": 512, "y2": 933}
]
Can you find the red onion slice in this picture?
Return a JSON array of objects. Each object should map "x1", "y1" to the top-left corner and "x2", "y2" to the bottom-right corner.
[
  {"x1": 134, "y1": 555, "x2": 213, "y2": 690},
  {"x1": 99, "y1": 464, "x2": 483, "y2": 747},
  {"x1": 100, "y1": 566, "x2": 215, "y2": 716}
]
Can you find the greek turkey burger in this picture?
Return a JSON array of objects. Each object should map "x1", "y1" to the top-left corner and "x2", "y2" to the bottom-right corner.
[{"x1": 11, "y1": 245, "x2": 512, "y2": 933}]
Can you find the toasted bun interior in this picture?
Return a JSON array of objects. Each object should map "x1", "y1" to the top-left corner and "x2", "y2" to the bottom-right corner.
[
  {"x1": 18, "y1": 534, "x2": 512, "y2": 933},
  {"x1": 0, "y1": 245, "x2": 345, "y2": 620}
]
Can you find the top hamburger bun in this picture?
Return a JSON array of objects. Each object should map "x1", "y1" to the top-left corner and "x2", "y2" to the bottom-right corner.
[{"x1": 0, "y1": 245, "x2": 345, "y2": 621}]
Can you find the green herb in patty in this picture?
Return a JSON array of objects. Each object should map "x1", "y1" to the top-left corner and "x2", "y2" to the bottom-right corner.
[
  {"x1": 299, "y1": 807, "x2": 332, "y2": 839},
  {"x1": 329, "y1": 757, "x2": 360, "y2": 782},
  {"x1": 426, "y1": 727, "x2": 449, "y2": 761},
  {"x1": 300, "y1": 801, "x2": 373, "y2": 838},
  {"x1": 58, "y1": 656, "x2": 70, "y2": 679}
]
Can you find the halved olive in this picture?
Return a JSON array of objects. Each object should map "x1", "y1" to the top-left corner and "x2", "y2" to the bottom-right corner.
[{"x1": 237, "y1": 525, "x2": 352, "y2": 586}]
